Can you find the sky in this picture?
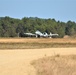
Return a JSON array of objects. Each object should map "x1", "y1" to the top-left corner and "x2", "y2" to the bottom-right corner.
[{"x1": 0, "y1": 0, "x2": 76, "y2": 22}]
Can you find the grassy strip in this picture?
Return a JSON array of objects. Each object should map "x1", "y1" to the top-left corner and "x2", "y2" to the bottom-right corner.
[
  {"x1": 31, "y1": 55, "x2": 76, "y2": 75},
  {"x1": 0, "y1": 43, "x2": 76, "y2": 49}
]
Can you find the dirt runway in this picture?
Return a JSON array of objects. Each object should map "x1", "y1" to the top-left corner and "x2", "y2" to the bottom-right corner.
[{"x1": 0, "y1": 48, "x2": 76, "y2": 75}]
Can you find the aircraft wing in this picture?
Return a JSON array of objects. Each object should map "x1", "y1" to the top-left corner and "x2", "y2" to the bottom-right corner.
[
  {"x1": 24, "y1": 33, "x2": 36, "y2": 36},
  {"x1": 49, "y1": 34, "x2": 59, "y2": 36}
]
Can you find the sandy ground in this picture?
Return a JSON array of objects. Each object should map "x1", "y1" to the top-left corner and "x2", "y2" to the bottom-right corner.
[{"x1": 0, "y1": 48, "x2": 76, "y2": 75}]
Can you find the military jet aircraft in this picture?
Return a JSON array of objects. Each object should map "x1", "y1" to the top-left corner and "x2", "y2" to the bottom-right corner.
[{"x1": 24, "y1": 30, "x2": 58, "y2": 38}]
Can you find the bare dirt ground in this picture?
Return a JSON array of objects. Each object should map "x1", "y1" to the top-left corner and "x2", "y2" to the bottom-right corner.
[{"x1": 0, "y1": 48, "x2": 76, "y2": 75}]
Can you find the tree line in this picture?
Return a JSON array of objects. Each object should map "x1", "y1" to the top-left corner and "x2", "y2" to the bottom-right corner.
[{"x1": 0, "y1": 16, "x2": 76, "y2": 38}]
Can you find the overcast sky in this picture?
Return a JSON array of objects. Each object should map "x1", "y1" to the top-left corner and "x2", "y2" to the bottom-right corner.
[{"x1": 0, "y1": 0, "x2": 76, "y2": 22}]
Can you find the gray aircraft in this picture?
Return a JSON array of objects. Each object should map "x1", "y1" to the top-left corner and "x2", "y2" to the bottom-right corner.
[{"x1": 24, "y1": 30, "x2": 58, "y2": 38}]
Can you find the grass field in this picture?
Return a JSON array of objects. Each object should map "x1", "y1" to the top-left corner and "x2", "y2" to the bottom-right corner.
[
  {"x1": 0, "y1": 38, "x2": 76, "y2": 75},
  {"x1": 31, "y1": 55, "x2": 76, "y2": 75},
  {"x1": 0, "y1": 38, "x2": 76, "y2": 49},
  {"x1": 0, "y1": 48, "x2": 76, "y2": 75}
]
